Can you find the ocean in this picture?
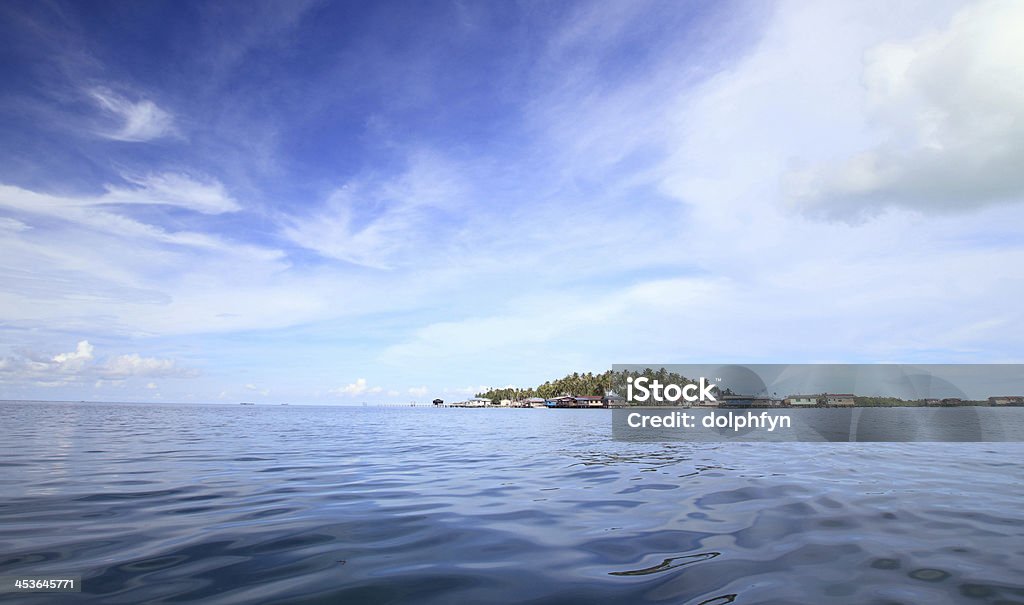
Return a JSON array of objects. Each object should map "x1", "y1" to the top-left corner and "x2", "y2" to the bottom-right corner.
[{"x1": 1, "y1": 401, "x2": 1023, "y2": 604}]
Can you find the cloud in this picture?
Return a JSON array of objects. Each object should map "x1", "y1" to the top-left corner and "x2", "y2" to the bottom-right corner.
[
  {"x1": 90, "y1": 88, "x2": 177, "y2": 142},
  {"x1": 0, "y1": 173, "x2": 245, "y2": 250},
  {"x1": 787, "y1": 0, "x2": 1024, "y2": 216},
  {"x1": 0, "y1": 179, "x2": 282, "y2": 338},
  {"x1": 102, "y1": 173, "x2": 241, "y2": 214},
  {"x1": 0, "y1": 217, "x2": 29, "y2": 232},
  {"x1": 328, "y1": 378, "x2": 383, "y2": 397},
  {"x1": 282, "y1": 151, "x2": 468, "y2": 269},
  {"x1": 357, "y1": 1, "x2": 1024, "y2": 375},
  {"x1": 3, "y1": 0, "x2": 1024, "y2": 404},
  {"x1": 244, "y1": 383, "x2": 270, "y2": 396},
  {"x1": 407, "y1": 386, "x2": 428, "y2": 397},
  {"x1": 52, "y1": 339, "x2": 94, "y2": 369},
  {"x1": 0, "y1": 340, "x2": 197, "y2": 385},
  {"x1": 0, "y1": 176, "x2": 300, "y2": 338},
  {"x1": 101, "y1": 353, "x2": 196, "y2": 379}
]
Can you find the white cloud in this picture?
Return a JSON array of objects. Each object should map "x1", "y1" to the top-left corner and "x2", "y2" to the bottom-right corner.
[
  {"x1": 328, "y1": 378, "x2": 383, "y2": 397},
  {"x1": 787, "y1": 0, "x2": 1024, "y2": 216},
  {"x1": 407, "y1": 386, "x2": 428, "y2": 397},
  {"x1": 0, "y1": 178, "x2": 317, "y2": 338},
  {"x1": 0, "y1": 175, "x2": 248, "y2": 254},
  {"x1": 4, "y1": 0, "x2": 1024, "y2": 403},
  {"x1": 102, "y1": 173, "x2": 241, "y2": 214},
  {"x1": 373, "y1": 0, "x2": 1024, "y2": 380},
  {"x1": 90, "y1": 88, "x2": 177, "y2": 142},
  {"x1": 0, "y1": 217, "x2": 29, "y2": 232},
  {"x1": 101, "y1": 353, "x2": 196, "y2": 379},
  {"x1": 0, "y1": 340, "x2": 196, "y2": 385},
  {"x1": 282, "y1": 151, "x2": 468, "y2": 269},
  {"x1": 244, "y1": 383, "x2": 270, "y2": 396},
  {"x1": 52, "y1": 340, "x2": 94, "y2": 369}
]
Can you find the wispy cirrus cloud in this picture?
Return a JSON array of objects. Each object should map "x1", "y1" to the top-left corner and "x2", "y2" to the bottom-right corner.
[
  {"x1": 0, "y1": 217, "x2": 29, "y2": 232},
  {"x1": 102, "y1": 172, "x2": 241, "y2": 214},
  {"x1": 89, "y1": 87, "x2": 177, "y2": 142},
  {"x1": 281, "y1": 151, "x2": 469, "y2": 269},
  {"x1": 0, "y1": 172, "x2": 250, "y2": 252}
]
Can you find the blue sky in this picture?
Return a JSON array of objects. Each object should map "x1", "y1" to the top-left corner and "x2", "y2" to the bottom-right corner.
[{"x1": 1, "y1": 0, "x2": 1022, "y2": 403}]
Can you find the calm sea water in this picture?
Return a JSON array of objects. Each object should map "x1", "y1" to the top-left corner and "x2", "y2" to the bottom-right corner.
[{"x1": 1, "y1": 401, "x2": 1023, "y2": 604}]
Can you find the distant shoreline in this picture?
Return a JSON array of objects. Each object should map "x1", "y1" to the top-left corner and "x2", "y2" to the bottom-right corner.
[
  {"x1": 3, "y1": 399, "x2": 1022, "y2": 409},
  {"x1": 436, "y1": 402, "x2": 1024, "y2": 409}
]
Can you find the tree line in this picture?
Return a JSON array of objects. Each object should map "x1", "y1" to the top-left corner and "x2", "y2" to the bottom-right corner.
[{"x1": 474, "y1": 368, "x2": 733, "y2": 402}]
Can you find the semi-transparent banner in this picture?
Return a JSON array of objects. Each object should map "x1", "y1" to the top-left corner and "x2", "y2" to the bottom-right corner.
[{"x1": 609, "y1": 364, "x2": 1024, "y2": 442}]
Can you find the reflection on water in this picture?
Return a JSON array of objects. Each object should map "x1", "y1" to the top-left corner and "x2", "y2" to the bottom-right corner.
[
  {"x1": 1, "y1": 402, "x2": 1023, "y2": 604},
  {"x1": 608, "y1": 551, "x2": 719, "y2": 576}
]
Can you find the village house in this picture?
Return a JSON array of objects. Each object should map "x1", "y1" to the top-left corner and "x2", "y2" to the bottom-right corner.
[
  {"x1": 573, "y1": 396, "x2": 606, "y2": 408},
  {"x1": 695, "y1": 392, "x2": 719, "y2": 407},
  {"x1": 785, "y1": 395, "x2": 820, "y2": 406},
  {"x1": 451, "y1": 397, "x2": 493, "y2": 407},
  {"x1": 824, "y1": 393, "x2": 855, "y2": 406},
  {"x1": 544, "y1": 395, "x2": 577, "y2": 408},
  {"x1": 603, "y1": 393, "x2": 626, "y2": 407},
  {"x1": 720, "y1": 395, "x2": 774, "y2": 407},
  {"x1": 989, "y1": 396, "x2": 1024, "y2": 405}
]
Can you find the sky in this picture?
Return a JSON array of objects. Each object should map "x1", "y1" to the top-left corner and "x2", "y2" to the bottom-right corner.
[{"x1": 1, "y1": 0, "x2": 1022, "y2": 404}]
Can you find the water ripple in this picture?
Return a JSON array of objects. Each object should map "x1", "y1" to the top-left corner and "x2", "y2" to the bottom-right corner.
[{"x1": 0, "y1": 403, "x2": 1023, "y2": 604}]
